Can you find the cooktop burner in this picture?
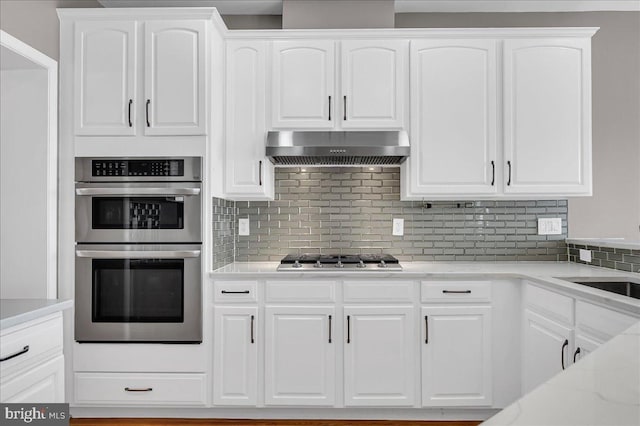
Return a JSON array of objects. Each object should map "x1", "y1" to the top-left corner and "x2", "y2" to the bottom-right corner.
[{"x1": 278, "y1": 254, "x2": 401, "y2": 271}]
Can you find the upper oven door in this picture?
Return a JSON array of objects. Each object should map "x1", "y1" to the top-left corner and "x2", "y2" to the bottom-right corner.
[{"x1": 75, "y1": 182, "x2": 202, "y2": 243}]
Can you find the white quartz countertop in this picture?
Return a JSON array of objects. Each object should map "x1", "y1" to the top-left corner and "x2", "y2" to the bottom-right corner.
[
  {"x1": 0, "y1": 299, "x2": 73, "y2": 330},
  {"x1": 211, "y1": 261, "x2": 640, "y2": 313},
  {"x1": 482, "y1": 321, "x2": 640, "y2": 426}
]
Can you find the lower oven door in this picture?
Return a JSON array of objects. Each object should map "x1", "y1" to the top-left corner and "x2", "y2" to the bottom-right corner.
[{"x1": 75, "y1": 244, "x2": 202, "y2": 343}]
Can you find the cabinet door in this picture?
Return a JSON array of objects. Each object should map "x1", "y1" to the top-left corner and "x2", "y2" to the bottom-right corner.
[
  {"x1": 522, "y1": 309, "x2": 574, "y2": 394},
  {"x1": 344, "y1": 306, "x2": 415, "y2": 406},
  {"x1": 573, "y1": 334, "x2": 601, "y2": 363},
  {"x1": 213, "y1": 306, "x2": 258, "y2": 406},
  {"x1": 405, "y1": 40, "x2": 498, "y2": 198},
  {"x1": 144, "y1": 20, "x2": 206, "y2": 135},
  {"x1": 421, "y1": 305, "x2": 492, "y2": 407},
  {"x1": 271, "y1": 40, "x2": 335, "y2": 129},
  {"x1": 224, "y1": 41, "x2": 273, "y2": 200},
  {"x1": 264, "y1": 306, "x2": 335, "y2": 406},
  {"x1": 340, "y1": 40, "x2": 406, "y2": 129},
  {"x1": 1, "y1": 355, "x2": 64, "y2": 403},
  {"x1": 504, "y1": 38, "x2": 591, "y2": 195},
  {"x1": 74, "y1": 21, "x2": 137, "y2": 136}
]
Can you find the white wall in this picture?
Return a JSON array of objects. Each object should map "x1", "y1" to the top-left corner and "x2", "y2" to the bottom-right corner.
[{"x1": 0, "y1": 0, "x2": 101, "y2": 60}]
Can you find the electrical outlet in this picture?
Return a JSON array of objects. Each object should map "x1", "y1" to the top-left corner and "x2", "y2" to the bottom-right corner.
[
  {"x1": 538, "y1": 218, "x2": 562, "y2": 235},
  {"x1": 579, "y1": 249, "x2": 592, "y2": 263},
  {"x1": 238, "y1": 218, "x2": 250, "y2": 236},
  {"x1": 392, "y1": 218, "x2": 404, "y2": 236}
]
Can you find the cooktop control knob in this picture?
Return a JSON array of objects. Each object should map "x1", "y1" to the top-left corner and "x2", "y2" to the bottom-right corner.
[
  {"x1": 314, "y1": 260, "x2": 323, "y2": 268},
  {"x1": 357, "y1": 260, "x2": 366, "y2": 268},
  {"x1": 378, "y1": 260, "x2": 387, "y2": 268},
  {"x1": 293, "y1": 260, "x2": 302, "y2": 268},
  {"x1": 335, "y1": 261, "x2": 344, "y2": 268}
]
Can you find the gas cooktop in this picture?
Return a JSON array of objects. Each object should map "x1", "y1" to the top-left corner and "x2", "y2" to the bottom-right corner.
[{"x1": 277, "y1": 254, "x2": 402, "y2": 271}]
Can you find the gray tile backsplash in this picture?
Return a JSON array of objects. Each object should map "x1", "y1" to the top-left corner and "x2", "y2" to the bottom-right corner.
[
  {"x1": 227, "y1": 167, "x2": 568, "y2": 262},
  {"x1": 568, "y1": 243, "x2": 640, "y2": 273},
  {"x1": 212, "y1": 197, "x2": 235, "y2": 270}
]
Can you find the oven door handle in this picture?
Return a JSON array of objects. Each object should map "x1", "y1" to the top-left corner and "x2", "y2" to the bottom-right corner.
[
  {"x1": 75, "y1": 187, "x2": 201, "y2": 196},
  {"x1": 76, "y1": 250, "x2": 201, "y2": 259}
]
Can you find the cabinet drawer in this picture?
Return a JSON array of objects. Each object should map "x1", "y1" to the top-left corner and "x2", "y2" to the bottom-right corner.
[
  {"x1": 214, "y1": 281, "x2": 258, "y2": 303},
  {"x1": 1, "y1": 313, "x2": 63, "y2": 375},
  {"x1": 575, "y1": 301, "x2": 637, "y2": 343},
  {"x1": 266, "y1": 281, "x2": 335, "y2": 302},
  {"x1": 525, "y1": 282, "x2": 574, "y2": 326},
  {"x1": 421, "y1": 281, "x2": 491, "y2": 303},
  {"x1": 74, "y1": 372, "x2": 207, "y2": 406},
  {"x1": 344, "y1": 281, "x2": 415, "y2": 302}
]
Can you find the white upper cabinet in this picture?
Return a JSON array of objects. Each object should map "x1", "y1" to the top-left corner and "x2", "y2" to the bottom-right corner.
[
  {"x1": 340, "y1": 40, "x2": 406, "y2": 128},
  {"x1": 72, "y1": 17, "x2": 207, "y2": 138},
  {"x1": 271, "y1": 40, "x2": 335, "y2": 129},
  {"x1": 503, "y1": 38, "x2": 592, "y2": 195},
  {"x1": 224, "y1": 40, "x2": 273, "y2": 200},
  {"x1": 144, "y1": 20, "x2": 206, "y2": 135},
  {"x1": 270, "y1": 39, "x2": 407, "y2": 130},
  {"x1": 404, "y1": 40, "x2": 498, "y2": 198},
  {"x1": 74, "y1": 21, "x2": 137, "y2": 136}
]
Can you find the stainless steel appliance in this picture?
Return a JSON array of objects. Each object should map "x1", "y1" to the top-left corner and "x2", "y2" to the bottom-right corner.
[
  {"x1": 75, "y1": 157, "x2": 201, "y2": 244},
  {"x1": 277, "y1": 254, "x2": 402, "y2": 271},
  {"x1": 74, "y1": 157, "x2": 203, "y2": 343},
  {"x1": 266, "y1": 130, "x2": 410, "y2": 166}
]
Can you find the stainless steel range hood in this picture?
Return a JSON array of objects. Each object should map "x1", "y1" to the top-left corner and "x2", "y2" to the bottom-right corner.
[{"x1": 266, "y1": 131, "x2": 409, "y2": 166}]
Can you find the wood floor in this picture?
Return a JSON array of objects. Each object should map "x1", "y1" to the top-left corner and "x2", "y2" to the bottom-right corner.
[{"x1": 70, "y1": 419, "x2": 482, "y2": 426}]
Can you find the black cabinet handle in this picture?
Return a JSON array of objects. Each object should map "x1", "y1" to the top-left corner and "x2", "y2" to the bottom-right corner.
[
  {"x1": 328, "y1": 95, "x2": 332, "y2": 121},
  {"x1": 125, "y1": 387, "x2": 152, "y2": 392},
  {"x1": 0, "y1": 345, "x2": 29, "y2": 362},
  {"x1": 328, "y1": 315, "x2": 332, "y2": 344},
  {"x1": 491, "y1": 160, "x2": 495, "y2": 186},
  {"x1": 561, "y1": 339, "x2": 569, "y2": 370},
  {"x1": 442, "y1": 290, "x2": 472, "y2": 294},
  {"x1": 507, "y1": 161, "x2": 512, "y2": 186},
  {"x1": 573, "y1": 347, "x2": 581, "y2": 363},
  {"x1": 221, "y1": 290, "x2": 250, "y2": 294},
  {"x1": 343, "y1": 96, "x2": 347, "y2": 121},
  {"x1": 425, "y1": 316, "x2": 429, "y2": 344},
  {"x1": 128, "y1": 99, "x2": 133, "y2": 127},
  {"x1": 259, "y1": 161, "x2": 262, "y2": 186},
  {"x1": 346, "y1": 315, "x2": 351, "y2": 344},
  {"x1": 250, "y1": 315, "x2": 255, "y2": 344},
  {"x1": 145, "y1": 99, "x2": 151, "y2": 127}
]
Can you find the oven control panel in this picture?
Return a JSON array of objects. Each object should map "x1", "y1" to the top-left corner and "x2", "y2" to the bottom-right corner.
[{"x1": 92, "y1": 160, "x2": 184, "y2": 177}]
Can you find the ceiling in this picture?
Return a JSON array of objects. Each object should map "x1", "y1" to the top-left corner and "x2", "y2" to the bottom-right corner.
[{"x1": 97, "y1": 0, "x2": 640, "y2": 14}]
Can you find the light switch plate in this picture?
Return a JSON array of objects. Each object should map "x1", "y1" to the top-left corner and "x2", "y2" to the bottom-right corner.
[
  {"x1": 392, "y1": 218, "x2": 404, "y2": 236},
  {"x1": 579, "y1": 249, "x2": 592, "y2": 263},
  {"x1": 537, "y1": 218, "x2": 562, "y2": 235},
  {"x1": 238, "y1": 218, "x2": 250, "y2": 236}
]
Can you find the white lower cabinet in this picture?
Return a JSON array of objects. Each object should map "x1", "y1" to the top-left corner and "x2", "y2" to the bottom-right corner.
[
  {"x1": 343, "y1": 306, "x2": 415, "y2": 407},
  {"x1": 421, "y1": 306, "x2": 492, "y2": 407},
  {"x1": 213, "y1": 306, "x2": 258, "y2": 405},
  {"x1": 264, "y1": 306, "x2": 335, "y2": 406},
  {"x1": 0, "y1": 313, "x2": 65, "y2": 403},
  {"x1": 522, "y1": 309, "x2": 574, "y2": 394}
]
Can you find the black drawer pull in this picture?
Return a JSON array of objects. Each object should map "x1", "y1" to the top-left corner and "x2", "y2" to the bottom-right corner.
[
  {"x1": 145, "y1": 99, "x2": 151, "y2": 127},
  {"x1": 425, "y1": 316, "x2": 429, "y2": 344},
  {"x1": 250, "y1": 315, "x2": 255, "y2": 344},
  {"x1": 442, "y1": 290, "x2": 472, "y2": 294},
  {"x1": 561, "y1": 339, "x2": 569, "y2": 370},
  {"x1": 573, "y1": 347, "x2": 581, "y2": 363},
  {"x1": 346, "y1": 315, "x2": 351, "y2": 344},
  {"x1": 328, "y1": 315, "x2": 332, "y2": 344},
  {"x1": 0, "y1": 345, "x2": 29, "y2": 362},
  {"x1": 221, "y1": 290, "x2": 250, "y2": 294},
  {"x1": 125, "y1": 387, "x2": 153, "y2": 392}
]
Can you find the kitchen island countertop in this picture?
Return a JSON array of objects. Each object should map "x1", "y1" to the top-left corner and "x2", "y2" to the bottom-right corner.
[
  {"x1": 1, "y1": 298, "x2": 73, "y2": 330},
  {"x1": 482, "y1": 320, "x2": 640, "y2": 426}
]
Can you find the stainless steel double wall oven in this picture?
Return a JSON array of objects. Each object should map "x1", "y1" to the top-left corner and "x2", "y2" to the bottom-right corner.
[{"x1": 75, "y1": 157, "x2": 202, "y2": 343}]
